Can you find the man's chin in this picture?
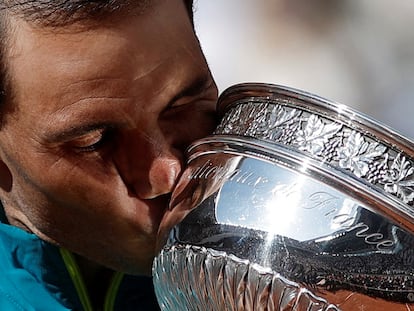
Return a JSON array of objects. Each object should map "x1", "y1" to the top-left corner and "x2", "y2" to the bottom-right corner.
[
  {"x1": 118, "y1": 256, "x2": 155, "y2": 276},
  {"x1": 110, "y1": 245, "x2": 157, "y2": 276}
]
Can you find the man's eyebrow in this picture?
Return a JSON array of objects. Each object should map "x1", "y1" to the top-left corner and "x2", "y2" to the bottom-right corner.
[{"x1": 45, "y1": 122, "x2": 116, "y2": 143}]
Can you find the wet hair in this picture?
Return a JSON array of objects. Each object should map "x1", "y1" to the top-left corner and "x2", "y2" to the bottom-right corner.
[
  {"x1": 0, "y1": 0, "x2": 194, "y2": 116},
  {"x1": 1, "y1": 0, "x2": 141, "y2": 25},
  {"x1": 0, "y1": 0, "x2": 194, "y2": 25}
]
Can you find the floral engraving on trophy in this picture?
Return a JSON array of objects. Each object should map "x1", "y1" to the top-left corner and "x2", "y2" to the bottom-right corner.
[
  {"x1": 215, "y1": 100, "x2": 414, "y2": 207},
  {"x1": 217, "y1": 102, "x2": 302, "y2": 143},
  {"x1": 337, "y1": 130, "x2": 387, "y2": 178},
  {"x1": 380, "y1": 153, "x2": 414, "y2": 204},
  {"x1": 255, "y1": 104, "x2": 302, "y2": 143},
  {"x1": 296, "y1": 114, "x2": 342, "y2": 156}
]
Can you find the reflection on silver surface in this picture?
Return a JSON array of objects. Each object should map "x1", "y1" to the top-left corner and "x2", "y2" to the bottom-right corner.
[
  {"x1": 154, "y1": 245, "x2": 340, "y2": 311},
  {"x1": 153, "y1": 83, "x2": 414, "y2": 310}
]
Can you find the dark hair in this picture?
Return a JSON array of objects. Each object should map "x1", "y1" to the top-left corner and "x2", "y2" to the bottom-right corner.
[{"x1": 0, "y1": 0, "x2": 194, "y2": 116}]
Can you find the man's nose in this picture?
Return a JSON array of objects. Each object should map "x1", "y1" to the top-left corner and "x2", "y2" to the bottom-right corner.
[
  {"x1": 115, "y1": 132, "x2": 184, "y2": 200},
  {"x1": 137, "y1": 152, "x2": 183, "y2": 199}
]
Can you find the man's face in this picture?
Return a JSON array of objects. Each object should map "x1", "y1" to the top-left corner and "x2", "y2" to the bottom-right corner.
[{"x1": 0, "y1": 0, "x2": 217, "y2": 274}]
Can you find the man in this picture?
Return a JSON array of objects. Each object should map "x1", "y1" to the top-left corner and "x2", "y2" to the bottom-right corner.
[{"x1": 0, "y1": 0, "x2": 218, "y2": 309}]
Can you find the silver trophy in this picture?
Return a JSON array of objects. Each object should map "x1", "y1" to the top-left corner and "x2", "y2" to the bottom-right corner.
[{"x1": 153, "y1": 83, "x2": 414, "y2": 310}]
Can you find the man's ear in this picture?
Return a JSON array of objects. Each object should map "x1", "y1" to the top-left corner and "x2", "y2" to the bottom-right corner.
[{"x1": 0, "y1": 159, "x2": 12, "y2": 192}]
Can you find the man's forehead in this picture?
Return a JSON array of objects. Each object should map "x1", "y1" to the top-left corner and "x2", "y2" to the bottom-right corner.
[{"x1": 4, "y1": 0, "x2": 200, "y2": 112}]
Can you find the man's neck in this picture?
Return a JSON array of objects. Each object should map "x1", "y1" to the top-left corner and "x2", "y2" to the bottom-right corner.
[{"x1": 74, "y1": 254, "x2": 115, "y2": 309}]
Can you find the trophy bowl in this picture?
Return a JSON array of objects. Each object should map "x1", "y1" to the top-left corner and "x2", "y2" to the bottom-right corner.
[{"x1": 153, "y1": 83, "x2": 414, "y2": 310}]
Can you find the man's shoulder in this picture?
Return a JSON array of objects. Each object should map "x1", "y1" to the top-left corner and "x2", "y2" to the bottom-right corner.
[
  {"x1": 0, "y1": 286, "x2": 31, "y2": 311},
  {"x1": 0, "y1": 266, "x2": 72, "y2": 311},
  {"x1": 0, "y1": 222, "x2": 76, "y2": 310}
]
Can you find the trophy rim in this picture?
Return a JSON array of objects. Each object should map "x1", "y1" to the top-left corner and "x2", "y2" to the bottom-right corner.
[
  {"x1": 217, "y1": 82, "x2": 414, "y2": 155},
  {"x1": 213, "y1": 82, "x2": 414, "y2": 227},
  {"x1": 186, "y1": 136, "x2": 414, "y2": 233}
]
